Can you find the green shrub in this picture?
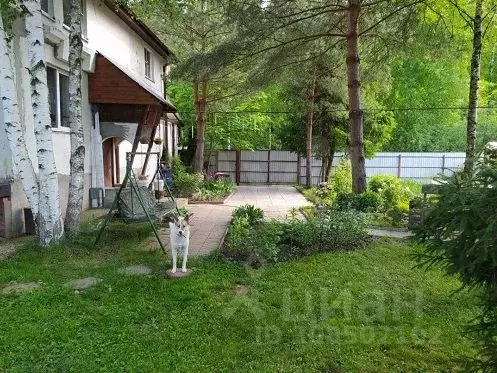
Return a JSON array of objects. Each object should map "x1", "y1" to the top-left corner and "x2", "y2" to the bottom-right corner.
[
  {"x1": 232, "y1": 205, "x2": 264, "y2": 226},
  {"x1": 330, "y1": 158, "x2": 352, "y2": 195},
  {"x1": 368, "y1": 175, "x2": 420, "y2": 211},
  {"x1": 415, "y1": 164, "x2": 497, "y2": 369},
  {"x1": 223, "y1": 217, "x2": 251, "y2": 260},
  {"x1": 193, "y1": 178, "x2": 235, "y2": 201},
  {"x1": 223, "y1": 217, "x2": 282, "y2": 264},
  {"x1": 173, "y1": 172, "x2": 203, "y2": 197},
  {"x1": 335, "y1": 191, "x2": 382, "y2": 212},
  {"x1": 223, "y1": 207, "x2": 369, "y2": 265},
  {"x1": 281, "y1": 208, "x2": 369, "y2": 259},
  {"x1": 171, "y1": 157, "x2": 203, "y2": 197}
]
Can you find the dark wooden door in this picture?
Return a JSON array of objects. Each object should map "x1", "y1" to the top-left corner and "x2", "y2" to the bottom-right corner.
[{"x1": 102, "y1": 138, "x2": 114, "y2": 187}]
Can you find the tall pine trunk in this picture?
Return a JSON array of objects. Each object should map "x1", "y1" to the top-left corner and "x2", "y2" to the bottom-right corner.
[
  {"x1": 0, "y1": 16, "x2": 40, "y2": 220},
  {"x1": 464, "y1": 0, "x2": 483, "y2": 176},
  {"x1": 24, "y1": 0, "x2": 63, "y2": 246},
  {"x1": 325, "y1": 126, "x2": 336, "y2": 182},
  {"x1": 346, "y1": 0, "x2": 367, "y2": 193},
  {"x1": 305, "y1": 73, "x2": 316, "y2": 186},
  {"x1": 193, "y1": 78, "x2": 207, "y2": 173},
  {"x1": 65, "y1": 0, "x2": 85, "y2": 233}
]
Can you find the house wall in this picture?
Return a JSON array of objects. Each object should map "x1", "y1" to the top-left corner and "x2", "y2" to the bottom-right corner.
[
  {"x1": 85, "y1": 0, "x2": 166, "y2": 98},
  {"x1": 1, "y1": 0, "x2": 172, "y2": 237},
  {"x1": 0, "y1": 4, "x2": 93, "y2": 237}
]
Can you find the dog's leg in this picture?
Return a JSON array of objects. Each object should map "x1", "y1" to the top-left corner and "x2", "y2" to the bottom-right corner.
[
  {"x1": 171, "y1": 247, "x2": 177, "y2": 273},
  {"x1": 181, "y1": 245, "x2": 188, "y2": 273}
]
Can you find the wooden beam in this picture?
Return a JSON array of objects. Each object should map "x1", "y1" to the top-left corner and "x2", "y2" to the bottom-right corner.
[{"x1": 141, "y1": 122, "x2": 159, "y2": 175}]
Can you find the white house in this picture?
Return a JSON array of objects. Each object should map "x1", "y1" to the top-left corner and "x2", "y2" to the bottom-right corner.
[{"x1": 0, "y1": 0, "x2": 180, "y2": 237}]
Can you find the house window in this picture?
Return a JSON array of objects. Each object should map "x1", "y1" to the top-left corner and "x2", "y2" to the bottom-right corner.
[
  {"x1": 46, "y1": 66, "x2": 70, "y2": 129},
  {"x1": 144, "y1": 48, "x2": 153, "y2": 80},
  {"x1": 41, "y1": 0, "x2": 54, "y2": 17},
  {"x1": 63, "y1": 0, "x2": 88, "y2": 37}
]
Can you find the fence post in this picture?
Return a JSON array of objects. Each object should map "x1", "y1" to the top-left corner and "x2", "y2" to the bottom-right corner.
[
  {"x1": 296, "y1": 154, "x2": 301, "y2": 184},
  {"x1": 235, "y1": 150, "x2": 241, "y2": 185},
  {"x1": 267, "y1": 150, "x2": 271, "y2": 184},
  {"x1": 397, "y1": 154, "x2": 402, "y2": 178},
  {"x1": 441, "y1": 154, "x2": 446, "y2": 175}
]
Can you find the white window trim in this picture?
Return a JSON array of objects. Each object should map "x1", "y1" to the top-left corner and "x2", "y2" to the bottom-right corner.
[
  {"x1": 62, "y1": 0, "x2": 88, "y2": 38},
  {"x1": 144, "y1": 48, "x2": 154, "y2": 82},
  {"x1": 48, "y1": 66, "x2": 70, "y2": 133},
  {"x1": 41, "y1": 0, "x2": 54, "y2": 18}
]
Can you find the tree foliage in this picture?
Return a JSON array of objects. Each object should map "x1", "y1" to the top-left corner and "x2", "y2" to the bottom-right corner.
[{"x1": 415, "y1": 162, "x2": 497, "y2": 370}]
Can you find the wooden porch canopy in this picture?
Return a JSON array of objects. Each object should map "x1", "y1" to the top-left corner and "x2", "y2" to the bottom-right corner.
[
  {"x1": 89, "y1": 53, "x2": 177, "y2": 174},
  {"x1": 89, "y1": 53, "x2": 176, "y2": 122}
]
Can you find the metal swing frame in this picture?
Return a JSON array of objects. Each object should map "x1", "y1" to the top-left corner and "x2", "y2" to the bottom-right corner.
[{"x1": 93, "y1": 152, "x2": 180, "y2": 255}]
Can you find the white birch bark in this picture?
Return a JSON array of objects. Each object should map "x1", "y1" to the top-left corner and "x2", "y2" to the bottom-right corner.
[
  {"x1": 24, "y1": 0, "x2": 63, "y2": 245},
  {"x1": 65, "y1": 0, "x2": 85, "y2": 233},
  {"x1": 0, "y1": 15, "x2": 40, "y2": 220}
]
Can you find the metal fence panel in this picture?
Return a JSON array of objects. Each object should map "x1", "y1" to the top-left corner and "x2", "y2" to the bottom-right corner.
[
  {"x1": 271, "y1": 161, "x2": 297, "y2": 173},
  {"x1": 218, "y1": 151, "x2": 236, "y2": 161},
  {"x1": 241, "y1": 172, "x2": 267, "y2": 183},
  {"x1": 271, "y1": 151, "x2": 298, "y2": 161},
  {"x1": 214, "y1": 150, "x2": 467, "y2": 185},
  {"x1": 217, "y1": 161, "x2": 236, "y2": 172},
  {"x1": 270, "y1": 172, "x2": 297, "y2": 183}
]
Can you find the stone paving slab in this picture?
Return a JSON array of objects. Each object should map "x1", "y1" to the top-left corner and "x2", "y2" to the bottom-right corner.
[{"x1": 224, "y1": 185, "x2": 311, "y2": 221}]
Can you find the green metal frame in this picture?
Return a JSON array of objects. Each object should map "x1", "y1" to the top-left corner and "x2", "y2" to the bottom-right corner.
[{"x1": 93, "y1": 151, "x2": 178, "y2": 255}]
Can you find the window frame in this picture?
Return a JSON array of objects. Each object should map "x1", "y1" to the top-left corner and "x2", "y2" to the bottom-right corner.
[
  {"x1": 46, "y1": 66, "x2": 71, "y2": 132},
  {"x1": 62, "y1": 0, "x2": 88, "y2": 38},
  {"x1": 41, "y1": 0, "x2": 54, "y2": 18},
  {"x1": 144, "y1": 48, "x2": 154, "y2": 81}
]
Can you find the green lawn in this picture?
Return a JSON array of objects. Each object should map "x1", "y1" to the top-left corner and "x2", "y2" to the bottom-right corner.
[{"x1": 0, "y1": 224, "x2": 478, "y2": 372}]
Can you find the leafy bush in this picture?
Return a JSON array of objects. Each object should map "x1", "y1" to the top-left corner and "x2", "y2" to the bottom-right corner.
[
  {"x1": 193, "y1": 178, "x2": 234, "y2": 201},
  {"x1": 223, "y1": 217, "x2": 252, "y2": 261},
  {"x1": 232, "y1": 205, "x2": 264, "y2": 226},
  {"x1": 173, "y1": 172, "x2": 203, "y2": 197},
  {"x1": 223, "y1": 206, "x2": 369, "y2": 265},
  {"x1": 415, "y1": 164, "x2": 497, "y2": 369},
  {"x1": 296, "y1": 158, "x2": 352, "y2": 206},
  {"x1": 171, "y1": 157, "x2": 203, "y2": 197},
  {"x1": 280, "y1": 208, "x2": 369, "y2": 259},
  {"x1": 368, "y1": 175, "x2": 420, "y2": 210},
  {"x1": 330, "y1": 158, "x2": 353, "y2": 195},
  {"x1": 335, "y1": 191, "x2": 382, "y2": 212}
]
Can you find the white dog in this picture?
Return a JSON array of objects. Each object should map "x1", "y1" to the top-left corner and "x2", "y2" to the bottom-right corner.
[{"x1": 169, "y1": 216, "x2": 190, "y2": 273}]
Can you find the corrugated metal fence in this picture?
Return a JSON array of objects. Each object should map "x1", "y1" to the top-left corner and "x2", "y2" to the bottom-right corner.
[{"x1": 208, "y1": 151, "x2": 466, "y2": 185}]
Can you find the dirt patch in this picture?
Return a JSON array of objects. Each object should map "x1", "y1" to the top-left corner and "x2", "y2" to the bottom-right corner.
[
  {"x1": 65, "y1": 277, "x2": 102, "y2": 291},
  {"x1": 0, "y1": 237, "x2": 30, "y2": 261},
  {"x1": 234, "y1": 285, "x2": 251, "y2": 295},
  {"x1": 118, "y1": 265, "x2": 152, "y2": 276},
  {"x1": 1, "y1": 281, "x2": 43, "y2": 294}
]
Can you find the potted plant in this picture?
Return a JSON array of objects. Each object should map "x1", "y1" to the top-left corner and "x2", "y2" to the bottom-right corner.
[{"x1": 153, "y1": 137, "x2": 163, "y2": 145}]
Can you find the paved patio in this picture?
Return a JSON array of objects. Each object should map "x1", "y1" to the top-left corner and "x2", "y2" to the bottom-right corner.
[
  {"x1": 155, "y1": 185, "x2": 311, "y2": 256},
  {"x1": 224, "y1": 185, "x2": 311, "y2": 220}
]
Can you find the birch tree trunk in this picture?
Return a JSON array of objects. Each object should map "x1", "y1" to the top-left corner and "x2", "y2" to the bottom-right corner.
[
  {"x1": 65, "y1": 0, "x2": 86, "y2": 233},
  {"x1": 346, "y1": 0, "x2": 367, "y2": 193},
  {"x1": 305, "y1": 73, "x2": 316, "y2": 186},
  {"x1": 463, "y1": 0, "x2": 483, "y2": 176},
  {"x1": 24, "y1": 0, "x2": 63, "y2": 246},
  {"x1": 0, "y1": 15, "x2": 40, "y2": 222}
]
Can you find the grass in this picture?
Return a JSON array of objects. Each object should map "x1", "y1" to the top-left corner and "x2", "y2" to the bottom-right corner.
[{"x1": 0, "y1": 225, "x2": 479, "y2": 372}]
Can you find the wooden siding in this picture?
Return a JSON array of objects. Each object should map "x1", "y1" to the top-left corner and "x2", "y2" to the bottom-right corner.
[
  {"x1": 89, "y1": 55, "x2": 162, "y2": 106},
  {"x1": 98, "y1": 103, "x2": 162, "y2": 126}
]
